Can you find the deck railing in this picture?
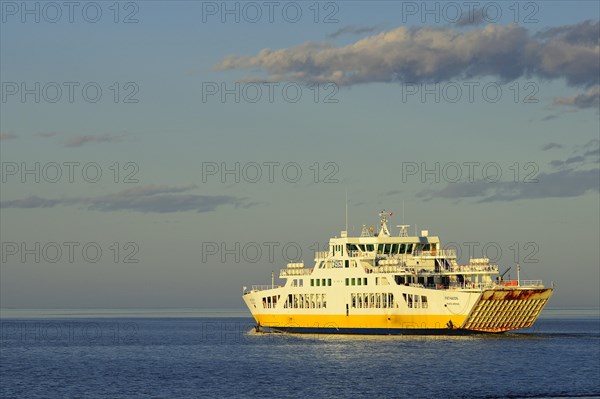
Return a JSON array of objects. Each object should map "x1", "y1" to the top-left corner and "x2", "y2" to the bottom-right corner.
[
  {"x1": 279, "y1": 268, "x2": 313, "y2": 277},
  {"x1": 518, "y1": 279, "x2": 543, "y2": 287},
  {"x1": 250, "y1": 285, "x2": 278, "y2": 291},
  {"x1": 449, "y1": 264, "x2": 499, "y2": 273},
  {"x1": 413, "y1": 249, "x2": 457, "y2": 258}
]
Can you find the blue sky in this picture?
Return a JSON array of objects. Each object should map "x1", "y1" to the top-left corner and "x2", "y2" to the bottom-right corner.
[{"x1": 1, "y1": 1, "x2": 598, "y2": 309}]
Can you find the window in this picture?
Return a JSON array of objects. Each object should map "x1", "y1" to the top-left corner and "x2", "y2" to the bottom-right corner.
[
  {"x1": 406, "y1": 244, "x2": 413, "y2": 254},
  {"x1": 364, "y1": 278, "x2": 367, "y2": 285},
  {"x1": 391, "y1": 244, "x2": 399, "y2": 254},
  {"x1": 357, "y1": 278, "x2": 362, "y2": 286},
  {"x1": 299, "y1": 280, "x2": 303, "y2": 287},
  {"x1": 377, "y1": 244, "x2": 384, "y2": 254},
  {"x1": 421, "y1": 296, "x2": 428, "y2": 309},
  {"x1": 384, "y1": 244, "x2": 391, "y2": 254},
  {"x1": 351, "y1": 278, "x2": 356, "y2": 285},
  {"x1": 316, "y1": 279, "x2": 320, "y2": 286},
  {"x1": 399, "y1": 244, "x2": 406, "y2": 254},
  {"x1": 310, "y1": 279, "x2": 314, "y2": 286},
  {"x1": 367, "y1": 244, "x2": 375, "y2": 252},
  {"x1": 328, "y1": 279, "x2": 332, "y2": 286},
  {"x1": 345, "y1": 278, "x2": 349, "y2": 286},
  {"x1": 322, "y1": 278, "x2": 326, "y2": 286}
]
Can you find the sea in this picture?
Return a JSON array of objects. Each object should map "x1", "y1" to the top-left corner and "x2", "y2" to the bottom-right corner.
[{"x1": 1, "y1": 308, "x2": 598, "y2": 399}]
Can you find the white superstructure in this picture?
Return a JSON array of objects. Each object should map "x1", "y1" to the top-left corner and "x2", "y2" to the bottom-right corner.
[{"x1": 243, "y1": 211, "x2": 553, "y2": 334}]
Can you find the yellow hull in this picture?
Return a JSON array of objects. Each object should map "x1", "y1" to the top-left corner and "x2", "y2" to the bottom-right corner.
[{"x1": 254, "y1": 313, "x2": 467, "y2": 331}]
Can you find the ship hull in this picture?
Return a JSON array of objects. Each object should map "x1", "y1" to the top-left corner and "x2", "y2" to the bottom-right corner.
[{"x1": 244, "y1": 287, "x2": 553, "y2": 335}]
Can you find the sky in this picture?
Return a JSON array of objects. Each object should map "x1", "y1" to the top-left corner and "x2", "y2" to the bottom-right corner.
[{"x1": 0, "y1": 1, "x2": 598, "y2": 310}]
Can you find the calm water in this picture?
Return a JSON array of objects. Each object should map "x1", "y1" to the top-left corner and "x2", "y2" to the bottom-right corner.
[{"x1": 1, "y1": 310, "x2": 599, "y2": 399}]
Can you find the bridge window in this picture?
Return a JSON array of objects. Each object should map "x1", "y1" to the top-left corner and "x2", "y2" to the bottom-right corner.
[
  {"x1": 391, "y1": 244, "x2": 399, "y2": 254},
  {"x1": 406, "y1": 244, "x2": 413, "y2": 254},
  {"x1": 367, "y1": 244, "x2": 375, "y2": 252},
  {"x1": 399, "y1": 244, "x2": 406, "y2": 254}
]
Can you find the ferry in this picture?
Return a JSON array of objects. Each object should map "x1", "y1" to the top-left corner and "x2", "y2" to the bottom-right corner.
[{"x1": 242, "y1": 211, "x2": 553, "y2": 334}]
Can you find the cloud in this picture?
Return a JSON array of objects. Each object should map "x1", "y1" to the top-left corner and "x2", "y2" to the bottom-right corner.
[
  {"x1": 33, "y1": 132, "x2": 59, "y2": 138},
  {"x1": 416, "y1": 141, "x2": 600, "y2": 202},
  {"x1": 456, "y1": 10, "x2": 486, "y2": 27},
  {"x1": 416, "y1": 169, "x2": 599, "y2": 203},
  {"x1": 536, "y1": 19, "x2": 600, "y2": 45},
  {"x1": 64, "y1": 133, "x2": 124, "y2": 148},
  {"x1": 384, "y1": 190, "x2": 402, "y2": 196},
  {"x1": 215, "y1": 21, "x2": 599, "y2": 88},
  {"x1": 541, "y1": 142, "x2": 563, "y2": 151},
  {"x1": 553, "y1": 85, "x2": 600, "y2": 110},
  {"x1": 0, "y1": 133, "x2": 17, "y2": 140},
  {"x1": 0, "y1": 185, "x2": 249, "y2": 213},
  {"x1": 327, "y1": 25, "x2": 379, "y2": 38}
]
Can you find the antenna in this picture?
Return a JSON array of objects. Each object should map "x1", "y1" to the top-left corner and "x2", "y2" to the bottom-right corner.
[
  {"x1": 345, "y1": 189, "x2": 348, "y2": 233},
  {"x1": 402, "y1": 200, "x2": 405, "y2": 225}
]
